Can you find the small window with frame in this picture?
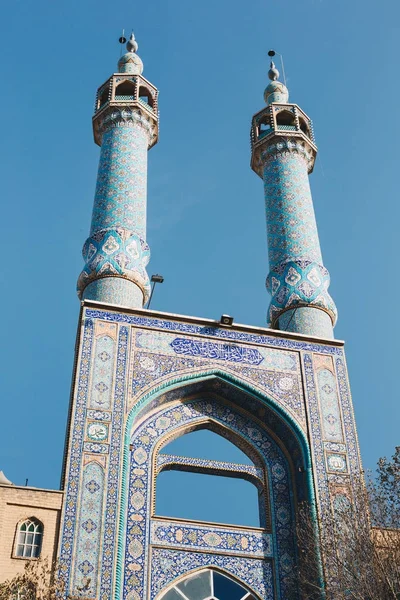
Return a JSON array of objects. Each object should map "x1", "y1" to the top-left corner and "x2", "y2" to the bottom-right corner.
[{"x1": 14, "y1": 518, "x2": 43, "y2": 559}]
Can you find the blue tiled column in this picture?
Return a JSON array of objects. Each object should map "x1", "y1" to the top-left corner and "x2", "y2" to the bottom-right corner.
[
  {"x1": 78, "y1": 118, "x2": 151, "y2": 308},
  {"x1": 77, "y1": 35, "x2": 158, "y2": 309},
  {"x1": 262, "y1": 141, "x2": 337, "y2": 338}
]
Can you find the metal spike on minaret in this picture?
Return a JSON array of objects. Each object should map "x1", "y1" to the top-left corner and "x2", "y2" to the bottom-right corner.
[
  {"x1": 250, "y1": 55, "x2": 337, "y2": 338},
  {"x1": 77, "y1": 31, "x2": 159, "y2": 308}
]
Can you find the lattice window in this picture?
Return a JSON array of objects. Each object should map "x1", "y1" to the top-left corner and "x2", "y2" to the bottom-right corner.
[
  {"x1": 159, "y1": 569, "x2": 258, "y2": 600},
  {"x1": 15, "y1": 518, "x2": 43, "y2": 558}
]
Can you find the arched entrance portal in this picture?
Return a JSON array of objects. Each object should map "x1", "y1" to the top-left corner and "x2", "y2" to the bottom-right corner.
[{"x1": 121, "y1": 375, "x2": 314, "y2": 600}]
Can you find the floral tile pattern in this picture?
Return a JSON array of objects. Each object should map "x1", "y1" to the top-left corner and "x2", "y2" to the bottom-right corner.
[
  {"x1": 149, "y1": 548, "x2": 274, "y2": 600},
  {"x1": 150, "y1": 519, "x2": 273, "y2": 557}
]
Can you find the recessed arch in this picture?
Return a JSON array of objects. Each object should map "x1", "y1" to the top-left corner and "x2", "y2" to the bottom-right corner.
[
  {"x1": 299, "y1": 117, "x2": 311, "y2": 137},
  {"x1": 115, "y1": 80, "x2": 136, "y2": 100},
  {"x1": 117, "y1": 369, "x2": 316, "y2": 600},
  {"x1": 138, "y1": 85, "x2": 154, "y2": 109},
  {"x1": 126, "y1": 369, "x2": 312, "y2": 472},
  {"x1": 276, "y1": 110, "x2": 296, "y2": 130}
]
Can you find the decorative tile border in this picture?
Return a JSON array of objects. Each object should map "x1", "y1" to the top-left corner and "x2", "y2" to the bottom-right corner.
[
  {"x1": 302, "y1": 354, "x2": 330, "y2": 514},
  {"x1": 84, "y1": 307, "x2": 343, "y2": 355},
  {"x1": 59, "y1": 318, "x2": 94, "y2": 585},
  {"x1": 99, "y1": 326, "x2": 129, "y2": 600},
  {"x1": 83, "y1": 442, "x2": 109, "y2": 454},
  {"x1": 335, "y1": 358, "x2": 362, "y2": 478},
  {"x1": 157, "y1": 454, "x2": 264, "y2": 487},
  {"x1": 73, "y1": 462, "x2": 105, "y2": 595},
  {"x1": 87, "y1": 409, "x2": 112, "y2": 422},
  {"x1": 150, "y1": 519, "x2": 273, "y2": 558}
]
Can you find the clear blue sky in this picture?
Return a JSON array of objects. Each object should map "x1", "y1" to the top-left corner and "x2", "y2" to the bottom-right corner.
[{"x1": 0, "y1": 0, "x2": 398, "y2": 519}]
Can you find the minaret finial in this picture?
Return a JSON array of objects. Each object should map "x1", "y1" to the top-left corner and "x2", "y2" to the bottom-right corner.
[
  {"x1": 268, "y1": 61, "x2": 280, "y2": 81},
  {"x1": 126, "y1": 31, "x2": 138, "y2": 53}
]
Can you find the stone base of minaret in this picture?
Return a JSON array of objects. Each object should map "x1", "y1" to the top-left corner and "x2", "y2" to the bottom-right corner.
[
  {"x1": 277, "y1": 307, "x2": 334, "y2": 339},
  {"x1": 82, "y1": 277, "x2": 144, "y2": 309}
]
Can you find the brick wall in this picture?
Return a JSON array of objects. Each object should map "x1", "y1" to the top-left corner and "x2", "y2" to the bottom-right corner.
[{"x1": 0, "y1": 484, "x2": 63, "y2": 583}]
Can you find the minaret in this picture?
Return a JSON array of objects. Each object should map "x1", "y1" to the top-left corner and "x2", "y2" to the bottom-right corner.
[
  {"x1": 77, "y1": 33, "x2": 158, "y2": 308},
  {"x1": 251, "y1": 61, "x2": 337, "y2": 338}
]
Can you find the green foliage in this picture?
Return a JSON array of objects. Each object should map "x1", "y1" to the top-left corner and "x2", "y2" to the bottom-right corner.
[{"x1": 0, "y1": 559, "x2": 91, "y2": 600}]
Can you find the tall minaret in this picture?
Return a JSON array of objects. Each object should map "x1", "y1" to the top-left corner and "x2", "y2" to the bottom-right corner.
[
  {"x1": 251, "y1": 60, "x2": 337, "y2": 339},
  {"x1": 77, "y1": 33, "x2": 158, "y2": 308}
]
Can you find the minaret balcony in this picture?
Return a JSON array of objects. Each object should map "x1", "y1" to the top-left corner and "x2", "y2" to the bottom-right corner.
[
  {"x1": 250, "y1": 103, "x2": 317, "y2": 177},
  {"x1": 92, "y1": 73, "x2": 159, "y2": 147}
]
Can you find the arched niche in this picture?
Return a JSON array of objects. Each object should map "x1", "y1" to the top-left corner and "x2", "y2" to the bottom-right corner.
[
  {"x1": 114, "y1": 79, "x2": 136, "y2": 100},
  {"x1": 138, "y1": 85, "x2": 155, "y2": 109},
  {"x1": 120, "y1": 373, "x2": 315, "y2": 600},
  {"x1": 298, "y1": 116, "x2": 311, "y2": 137},
  {"x1": 275, "y1": 109, "x2": 296, "y2": 130}
]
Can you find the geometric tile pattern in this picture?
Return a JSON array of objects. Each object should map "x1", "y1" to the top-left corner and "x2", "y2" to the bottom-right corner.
[
  {"x1": 266, "y1": 258, "x2": 337, "y2": 328},
  {"x1": 317, "y1": 368, "x2": 344, "y2": 442},
  {"x1": 90, "y1": 335, "x2": 115, "y2": 409}
]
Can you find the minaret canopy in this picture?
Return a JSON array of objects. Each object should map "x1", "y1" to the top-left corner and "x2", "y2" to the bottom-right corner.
[
  {"x1": 118, "y1": 32, "x2": 144, "y2": 75},
  {"x1": 264, "y1": 61, "x2": 289, "y2": 105}
]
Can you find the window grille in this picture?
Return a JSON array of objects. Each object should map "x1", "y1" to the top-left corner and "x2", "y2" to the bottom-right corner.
[{"x1": 15, "y1": 518, "x2": 43, "y2": 558}]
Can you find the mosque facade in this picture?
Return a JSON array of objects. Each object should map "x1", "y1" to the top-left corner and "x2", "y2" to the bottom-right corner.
[{"x1": 0, "y1": 32, "x2": 362, "y2": 600}]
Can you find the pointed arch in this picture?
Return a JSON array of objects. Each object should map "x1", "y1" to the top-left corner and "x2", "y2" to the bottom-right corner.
[
  {"x1": 115, "y1": 80, "x2": 136, "y2": 100},
  {"x1": 153, "y1": 416, "x2": 268, "y2": 528},
  {"x1": 115, "y1": 369, "x2": 316, "y2": 600},
  {"x1": 126, "y1": 368, "x2": 311, "y2": 470},
  {"x1": 138, "y1": 85, "x2": 154, "y2": 109},
  {"x1": 156, "y1": 416, "x2": 265, "y2": 469},
  {"x1": 276, "y1": 110, "x2": 296, "y2": 130}
]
